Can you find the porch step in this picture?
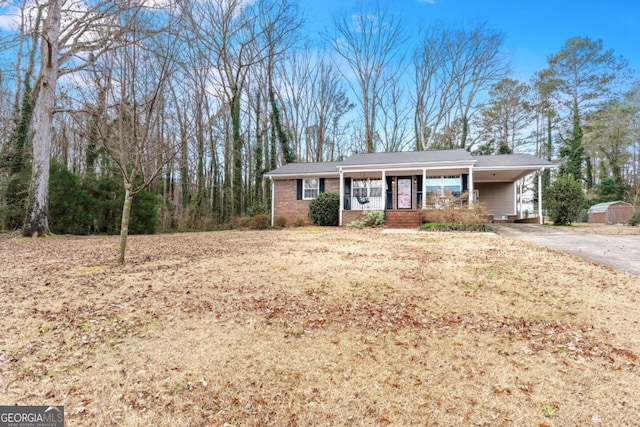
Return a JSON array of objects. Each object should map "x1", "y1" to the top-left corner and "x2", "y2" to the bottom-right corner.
[{"x1": 385, "y1": 211, "x2": 422, "y2": 229}]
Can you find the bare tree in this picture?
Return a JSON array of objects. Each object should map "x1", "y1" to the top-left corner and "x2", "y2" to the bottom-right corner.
[
  {"x1": 378, "y1": 74, "x2": 412, "y2": 152},
  {"x1": 278, "y1": 48, "x2": 353, "y2": 162},
  {"x1": 22, "y1": 0, "x2": 144, "y2": 236},
  {"x1": 22, "y1": 0, "x2": 60, "y2": 236},
  {"x1": 329, "y1": 1, "x2": 407, "y2": 153},
  {"x1": 413, "y1": 21, "x2": 510, "y2": 150},
  {"x1": 183, "y1": 0, "x2": 299, "y2": 217},
  {"x1": 87, "y1": 8, "x2": 180, "y2": 263}
]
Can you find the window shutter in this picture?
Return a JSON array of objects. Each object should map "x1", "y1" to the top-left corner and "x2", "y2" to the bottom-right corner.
[
  {"x1": 296, "y1": 179, "x2": 302, "y2": 200},
  {"x1": 462, "y1": 174, "x2": 469, "y2": 192},
  {"x1": 319, "y1": 178, "x2": 325, "y2": 193},
  {"x1": 344, "y1": 177, "x2": 352, "y2": 210}
]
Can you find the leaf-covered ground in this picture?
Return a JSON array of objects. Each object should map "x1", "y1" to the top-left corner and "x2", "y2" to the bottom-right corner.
[{"x1": 1, "y1": 227, "x2": 639, "y2": 426}]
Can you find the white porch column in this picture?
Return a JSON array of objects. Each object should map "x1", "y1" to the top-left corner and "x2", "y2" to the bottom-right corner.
[
  {"x1": 422, "y1": 169, "x2": 427, "y2": 209},
  {"x1": 381, "y1": 169, "x2": 386, "y2": 211},
  {"x1": 468, "y1": 166, "x2": 474, "y2": 206},
  {"x1": 339, "y1": 168, "x2": 344, "y2": 226},
  {"x1": 513, "y1": 183, "x2": 518, "y2": 218},
  {"x1": 519, "y1": 179, "x2": 524, "y2": 219},
  {"x1": 538, "y1": 170, "x2": 543, "y2": 224},
  {"x1": 269, "y1": 177, "x2": 275, "y2": 226}
]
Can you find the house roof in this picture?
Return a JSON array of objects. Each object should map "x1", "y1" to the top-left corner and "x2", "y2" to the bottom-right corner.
[
  {"x1": 263, "y1": 161, "x2": 341, "y2": 177},
  {"x1": 265, "y1": 150, "x2": 555, "y2": 180},
  {"x1": 341, "y1": 149, "x2": 474, "y2": 167},
  {"x1": 473, "y1": 154, "x2": 555, "y2": 169}
]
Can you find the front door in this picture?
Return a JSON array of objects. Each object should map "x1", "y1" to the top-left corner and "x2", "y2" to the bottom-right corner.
[{"x1": 397, "y1": 177, "x2": 412, "y2": 209}]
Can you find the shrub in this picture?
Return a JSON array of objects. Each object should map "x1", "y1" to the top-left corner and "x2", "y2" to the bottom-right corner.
[
  {"x1": 348, "y1": 210, "x2": 385, "y2": 228},
  {"x1": 420, "y1": 222, "x2": 493, "y2": 232},
  {"x1": 128, "y1": 188, "x2": 157, "y2": 235},
  {"x1": 49, "y1": 162, "x2": 92, "y2": 234},
  {"x1": 421, "y1": 203, "x2": 491, "y2": 225},
  {"x1": 247, "y1": 202, "x2": 268, "y2": 216},
  {"x1": 547, "y1": 176, "x2": 586, "y2": 225},
  {"x1": 48, "y1": 163, "x2": 157, "y2": 235},
  {"x1": 231, "y1": 216, "x2": 253, "y2": 229},
  {"x1": 629, "y1": 210, "x2": 640, "y2": 227},
  {"x1": 274, "y1": 216, "x2": 287, "y2": 228},
  {"x1": 308, "y1": 192, "x2": 340, "y2": 226},
  {"x1": 251, "y1": 214, "x2": 270, "y2": 230},
  {"x1": 292, "y1": 217, "x2": 307, "y2": 227}
]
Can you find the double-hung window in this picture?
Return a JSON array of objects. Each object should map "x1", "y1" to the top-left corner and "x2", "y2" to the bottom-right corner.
[{"x1": 303, "y1": 178, "x2": 319, "y2": 199}]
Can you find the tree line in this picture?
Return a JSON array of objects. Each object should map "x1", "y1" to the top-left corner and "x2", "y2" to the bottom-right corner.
[{"x1": 0, "y1": 1, "x2": 638, "y2": 250}]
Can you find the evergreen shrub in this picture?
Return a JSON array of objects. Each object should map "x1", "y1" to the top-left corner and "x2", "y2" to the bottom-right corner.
[
  {"x1": 308, "y1": 192, "x2": 339, "y2": 226},
  {"x1": 547, "y1": 176, "x2": 586, "y2": 225}
]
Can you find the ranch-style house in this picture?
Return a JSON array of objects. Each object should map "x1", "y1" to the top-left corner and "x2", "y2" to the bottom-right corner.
[{"x1": 265, "y1": 149, "x2": 555, "y2": 228}]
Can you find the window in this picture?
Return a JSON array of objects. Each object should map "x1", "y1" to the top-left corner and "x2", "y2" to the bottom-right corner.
[
  {"x1": 353, "y1": 179, "x2": 382, "y2": 198},
  {"x1": 303, "y1": 178, "x2": 319, "y2": 199},
  {"x1": 426, "y1": 176, "x2": 462, "y2": 196}
]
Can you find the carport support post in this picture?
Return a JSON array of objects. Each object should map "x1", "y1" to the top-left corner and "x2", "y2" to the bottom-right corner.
[
  {"x1": 381, "y1": 169, "x2": 386, "y2": 210},
  {"x1": 339, "y1": 168, "x2": 344, "y2": 226},
  {"x1": 538, "y1": 171, "x2": 543, "y2": 224},
  {"x1": 422, "y1": 169, "x2": 427, "y2": 209},
  {"x1": 468, "y1": 166, "x2": 474, "y2": 206}
]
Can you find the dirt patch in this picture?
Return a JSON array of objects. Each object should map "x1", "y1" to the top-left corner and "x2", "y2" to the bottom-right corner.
[{"x1": 1, "y1": 228, "x2": 640, "y2": 425}]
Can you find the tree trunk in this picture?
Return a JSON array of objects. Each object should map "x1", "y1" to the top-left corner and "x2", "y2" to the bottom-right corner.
[
  {"x1": 232, "y1": 90, "x2": 243, "y2": 217},
  {"x1": 118, "y1": 183, "x2": 134, "y2": 264},
  {"x1": 23, "y1": 0, "x2": 61, "y2": 237}
]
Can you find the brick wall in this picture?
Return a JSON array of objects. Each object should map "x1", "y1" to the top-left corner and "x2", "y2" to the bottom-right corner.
[
  {"x1": 273, "y1": 178, "x2": 340, "y2": 225},
  {"x1": 342, "y1": 210, "x2": 365, "y2": 225}
]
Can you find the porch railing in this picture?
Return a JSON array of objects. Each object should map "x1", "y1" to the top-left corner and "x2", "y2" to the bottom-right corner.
[{"x1": 348, "y1": 196, "x2": 384, "y2": 210}]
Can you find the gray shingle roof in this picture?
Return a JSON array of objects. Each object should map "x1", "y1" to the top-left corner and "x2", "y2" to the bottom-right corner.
[
  {"x1": 265, "y1": 151, "x2": 555, "y2": 178},
  {"x1": 342, "y1": 149, "x2": 474, "y2": 166},
  {"x1": 473, "y1": 154, "x2": 555, "y2": 168},
  {"x1": 264, "y1": 161, "x2": 341, "y2": 177}
]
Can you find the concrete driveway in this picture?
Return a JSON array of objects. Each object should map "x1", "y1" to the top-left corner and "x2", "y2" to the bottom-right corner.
[{"x1": 492, "y1": 223, "x2": 640, "y2": 275}]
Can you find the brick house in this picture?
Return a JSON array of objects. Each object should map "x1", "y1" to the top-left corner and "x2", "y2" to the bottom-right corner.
[{"x1": 265, "y1": 149, "x2": 555, "y2": 227}]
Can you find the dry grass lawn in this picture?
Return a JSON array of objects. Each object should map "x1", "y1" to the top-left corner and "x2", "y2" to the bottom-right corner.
[{"x1": 1, "y1": 227, "x2": 640, "y2": 426}]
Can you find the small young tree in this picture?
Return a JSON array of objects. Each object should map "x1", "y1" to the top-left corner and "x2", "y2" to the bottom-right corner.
[{"x1": 547, "y1": 176, "x2": 585, "y2": 225}]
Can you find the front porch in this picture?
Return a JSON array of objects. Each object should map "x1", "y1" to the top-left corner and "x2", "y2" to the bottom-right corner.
[{"x1": 340, "y1": 171, "x2": 475, "y2": 228}]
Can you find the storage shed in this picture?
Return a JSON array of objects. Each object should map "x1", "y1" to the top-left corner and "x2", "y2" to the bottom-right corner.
[{"x1": 587, "y1": 201, "x2": 636, "y2": 224}]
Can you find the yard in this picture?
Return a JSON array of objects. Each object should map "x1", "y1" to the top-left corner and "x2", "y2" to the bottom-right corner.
[{"x1": 1, "y1": 227, "x2": 639, "y2": 426}]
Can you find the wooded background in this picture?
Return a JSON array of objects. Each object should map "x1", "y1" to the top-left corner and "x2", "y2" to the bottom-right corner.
[{"x1": 1, "y1": 0, "x2": 638, "y2": 236}]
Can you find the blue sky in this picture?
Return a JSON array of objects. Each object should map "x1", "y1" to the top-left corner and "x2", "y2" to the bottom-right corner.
[{"x1": 299, "y1": 0, "x2": 640, "y2": 82}]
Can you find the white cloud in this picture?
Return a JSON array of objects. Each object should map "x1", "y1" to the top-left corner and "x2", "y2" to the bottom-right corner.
[{"x1": 417, "y1": 0, "x2": 436, "y2": 4}]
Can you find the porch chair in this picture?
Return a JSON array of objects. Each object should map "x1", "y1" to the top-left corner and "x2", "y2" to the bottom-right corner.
[{"x1": 356, "y1": 195, "x2": 370, "y2": 206}]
